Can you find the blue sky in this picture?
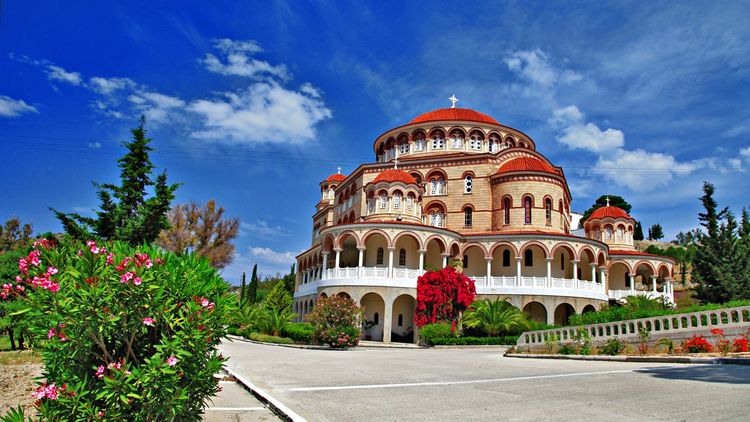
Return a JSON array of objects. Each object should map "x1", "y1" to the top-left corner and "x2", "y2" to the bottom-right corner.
[{"x1": 2, "y1": 1, "x2": 749, "y2": 283}]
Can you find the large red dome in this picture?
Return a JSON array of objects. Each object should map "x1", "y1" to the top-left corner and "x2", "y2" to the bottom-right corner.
[
  {"x1": 496, "y1": 156, "x2": 559, "y2": 175},
  {"x1": 409, "y1": 108, "x2": 499, "y2": 125},
  {"x1": 587, "y1": 206, "x2": 632, "y2": 221},
  {"x1": 325, "y1": 173, "x2": 346, "y2": 182},
  {"x1": 372, "y1": 169, "x2": 418, "y2": 185}
]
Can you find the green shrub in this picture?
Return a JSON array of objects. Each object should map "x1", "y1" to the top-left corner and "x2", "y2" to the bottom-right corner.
[
  {"x1": 1, "y1": 239, "x2": 231, "y2": 420},
  {"x1": 282, "y1": 322, "x2": 315, "y2": 343},
  {"x1": 306, "y1": 296, "x2": 363, "y2": 348},
  {"x1": 418, "y1": 322, "x2": 454, "y2": 344},
  {"x1": 602, "y1": 338, "x2": 625, "y2": 355},
  {"x1": 558, "y1": 343, "x2": 575, "y2": 355},
  {"x1": 428, "y1": 336, "x2": 519, "y2": 345},
  {"x1": 248, "y1": 332, "x2": 294, "y2": 344},
  {"x1": 568, "y1": 299, "x2": 750, "y2": 326}
]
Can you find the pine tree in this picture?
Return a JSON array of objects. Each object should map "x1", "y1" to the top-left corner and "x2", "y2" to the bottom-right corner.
[
  {"x1": 51, "y1": 117, "x2": 179, "y2": 245},
  {"x1": 647, "y1": 224, "x2": 664, "y2": 241},
  {"x1": 248, "y1": 264, "x2": 258, "y2": 305},
  {"x1": 282, "y1": 263, "x2": 296, "y2": 293},
  {"x1": 634, "y1": 221, "x2": 644, "y2": 241},
  {"x1": 240, "y1": 272, "x2": 247, "y2": 306}
]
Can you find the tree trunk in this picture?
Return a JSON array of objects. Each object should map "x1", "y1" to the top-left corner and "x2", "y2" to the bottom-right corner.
[{"x1": 8, "y1": 329, "x2": 16, "y2": 351}]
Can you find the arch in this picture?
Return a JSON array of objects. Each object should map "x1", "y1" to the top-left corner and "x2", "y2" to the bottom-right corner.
[
  {"x1": 554, "y1": 303, "x2": 576, "y2": 325},
  {"x1": 656, "y1": 263, "x2": 671, "y2": 279},
  {"x1": 550, "y1": 243, "x2": 576, "y2": 261},
  {"x1": 462, "y1": 243, "x2": 488, "y2": 277},
  {"x1": 425, "y1": 168, "x2": 448, "y2": 181},
  {"x1": 424, "y1": 235, "x2": 447, "y2": 253},
  {"x1": 318, "y1": 292, "x2": 328, "y2": 299},
  {"x1": 489, "y1": 241, "x2": 519, "y2": 258},
  {"x1": 392, "y1": 231, "x2": 424, "y2": 250},
  {"x1": 519, "y1": 241, "x2": 551, "y2": 258},
  {"x1": 361, "y1": 229, "x2": 392, "y2": 248},
  {"x1": 503, "y1": 135, "x2": 517, "y2": 147},
  {"x1": 336, "y1": 292, "x2": 351, "y2": 299},
  {"x1": 522, "y1": 301, "x2": 547, "y2": 323},
  {"x1": 391, "y1": 294, "x2": 416, "y2": 343},
  {"x1": 461, "y1": 243, "x2": 489, "y2": 258},
  {"x1": 425, "y1": 236, "x2": 447, "y2": 270},
  {"x1": 608, "y1": 261, "x2": 632, "y2": 290},
  {"x1": 321, "y1": 233, "x2": 336, "y2": 253},
  {"x1": 582, "y1": 304, "x2": 597, "y2": 314},
  {"x1": 360, "y1": 292, "x2": 385, "y2": 341},
  {"x1": 427, "y1": 127, "x2": 446, "y2": 138},
  {"x1": 578, "y1": 246, "x2": 596, "y2": 263},
  {"x1": 522, "y1": 195, "x2": 533, "y2": 224},
  {"x1": 634, "y1": 260, "x2": 657, "y2": 275},
  {"x1": 335, "y1": 230, "x2": 361, "y2": 249}
]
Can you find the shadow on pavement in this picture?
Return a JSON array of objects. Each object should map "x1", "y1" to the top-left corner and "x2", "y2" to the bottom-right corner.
[{"x1": 635, "y1": 365, "x2": 750, "y2": 385}]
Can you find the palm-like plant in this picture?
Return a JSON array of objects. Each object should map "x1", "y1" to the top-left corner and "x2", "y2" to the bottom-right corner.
[
  {"x1": 463, "y1": 298, "x2": 530, "y2": 337},
  {"x1": 261, "y1": 306, "x2": 297, "y2": 337}
]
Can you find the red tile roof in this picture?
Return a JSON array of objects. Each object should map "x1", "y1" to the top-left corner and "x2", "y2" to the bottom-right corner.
[
  {"x1": 372, "y1": 169, "x2": 418, "y2": 185},
  {"x1": 587, "y1": 206, "x2": 632, "y2": 221},
  {"x1": 609, "y1": 249, "x2": 660, "y2": 258},
  {"x1": 409, "y1": 108, "x2": 499, "y2": 125},
  {"x1": 325, "y1": 173, "x2": 346, "y2": 182},
  {"x1": 496, "y1": 156, "x2": 559, "y2": 175}
]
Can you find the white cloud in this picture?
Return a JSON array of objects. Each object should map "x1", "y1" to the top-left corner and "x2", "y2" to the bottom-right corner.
[
  {"x1": 88, "y1": 76, "x2": 136, "y2": 95},
  {"x1": 740, "y1": 146, "x2": 750, "y2": 161},
  {"x1": 504, "y1": 49, "x2": 581, "y2": 87},
  {"x1": 87, "y1": 142, "x2": 102, "y2": 149},
  {"x1": 240, "y1": 220, "x2": 291, "y2": 239},
  {"x1": 222, "y1": 246, "x2": 299, "y2": 283},
  {"x1": 46, "y1": 65, "x2": 82, "y2": 86},
  {"x1": 0, "y1": 95, "x2": 38, "y2": 117},
  {"x1": 593, "y1": 148, "x2": 707, "y2": 190},
  {"x1": 128, "y1": 91, "x2": 186, "y2": 123},
  {"x1": 187, "y1": 81, "x2": 332, "y2": 144},
  {"x1": 250, "y1": 247, "x2": 297, "y2": 265},
  {"x1": 202, "y1": 38, "x2": 289, "y2": 80},
  {"x1": 552, "y1": 105, "x2": 625, "y2": 153}
]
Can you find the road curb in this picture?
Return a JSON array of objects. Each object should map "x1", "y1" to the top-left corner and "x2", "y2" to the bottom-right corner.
[
  {"x1": 504, "y1": 353, "x2": 750, "y2": 365},
  {"x1": 223, "y1": 365, "x2": 307, "y2": 422},
  {"x1": 227, "y1": 334, "x2": 345, "y2": 351}
]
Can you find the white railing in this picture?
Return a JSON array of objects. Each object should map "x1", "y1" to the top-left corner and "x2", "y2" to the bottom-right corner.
[
  {"x1": 518, "y1": 306, "x2": 750, "y2": 348},
  {"x1": 609, "y1": 289, "x2": 671, "y2": 302}
]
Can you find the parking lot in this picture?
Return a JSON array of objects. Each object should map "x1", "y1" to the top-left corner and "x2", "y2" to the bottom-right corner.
[{"x1": 220, "y1": 340, "x2": 750, "y2": 421}]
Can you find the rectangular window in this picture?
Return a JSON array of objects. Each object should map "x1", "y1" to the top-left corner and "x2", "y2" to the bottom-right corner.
[{"x1": 464, "y1": 210, "x2": 472, "y2": 227}]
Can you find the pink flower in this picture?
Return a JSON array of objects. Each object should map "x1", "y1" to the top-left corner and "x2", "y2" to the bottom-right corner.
[
  {"x1": 106, "y1": 254, "x2": 114, "y2": 266},
  {"x1": 95, "y1": 365, "x2": 106, "y2": 378},
  {"x1": 31, "y1": 386, "x2": 47, "y2": 399},
  {"x1": 31, "y1": 383, "x2": 59, "y2": 400},
  {"x1": 45, "y1": 384, "x2": 59, "y2": 400},
  {"x1": 120, "y1": 272, "x2": 134, "y2": 284},
  {"x1": 47, "y1": 328, "x2": 57, "y2": 339},
  {"x1": 133, "y1": 277, "x2": 142, "y2": 286},
  {"x1": 48, "y1": 283, "x2": 60, "y2": 293},
  {"x1": 144, "y1": 259, "x2": 153, "y2": 269},
  {"x1": 18, "y1": 258, "x2": 28, "y2": 273},
  {"x1": 142, "y1": 317, "x2": 155, "y2": 326},
  {"x1": 97, "y1": 411, "x2": 104, "y2": 418},
  {"x1": 47, "y1": 266, "x2": 58, "y2": 275},
  {"x1": 166, "y1": 356, "x2": 178, "y2": 366}
]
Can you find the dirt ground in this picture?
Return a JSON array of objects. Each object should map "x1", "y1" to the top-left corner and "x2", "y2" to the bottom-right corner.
[{"x1": 0, "y1": 352, "x2": 43, "y2": 416}]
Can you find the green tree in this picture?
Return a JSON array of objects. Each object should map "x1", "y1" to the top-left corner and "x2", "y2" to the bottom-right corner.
[
  {"x1": 0, "y1": 217, "x2": 33, "y2": 252},
  {"x1": 634, "y1": 221, "x2": 644, "y2": 241},
  {"x1": 263, "y1": 281, "x2": 291, "y2": 311},
  {"x1": 648, "y1": 223, "x2": 664, "y2": 241},
  {"x1": 51, "y1": 117, "x2": 179, "y2": 245},
  {"x1": 462, "y1": 298, "x2": 530, "y2": 337},
  {"x1": 582, "y1": 195, "x2": 633, "y2": 222},
  {"x1": 247, "y1": 264, "x2": 258, "y2": 305},
  {"x1": 693, "y1": 182, "x2": 750, "y2": 302},
  {"x1": 239, "y1": 272, "x2": 247, "y2": 306},
  {"x1": 282, "y1": 263, "x2": 296, "y2": 293}
]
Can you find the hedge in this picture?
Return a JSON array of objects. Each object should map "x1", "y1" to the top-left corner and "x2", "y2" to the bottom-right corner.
[
  {"x1": 248, "y1": 332, "x2": 294, "y2": 344},
  {"x1": 568, "y1": 299, "x2": 750, "y2": 326},
  {"x1": 428, "y1": 336, "x2": 519, "y2": 346},
  {"x1": 282, "y1": 322, "x2": 315, "y2": 343}
]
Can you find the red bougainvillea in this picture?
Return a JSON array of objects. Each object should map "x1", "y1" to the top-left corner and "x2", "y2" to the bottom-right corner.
[{"x1": 415, "y1": 266, "x2": 476, "y2": 327}]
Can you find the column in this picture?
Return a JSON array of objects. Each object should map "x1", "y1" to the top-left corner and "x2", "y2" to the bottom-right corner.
[
  {"x1": 418, "y1": 249, "x2": 425, "y2": 274},
  {"x1": 545, "y1": 257, "x2": 553, "y2": 287},
  {"x1": 651, "y1": 275, "x2": 657, "y2": 293},
  {"x1": 516, "y1": 257, "x2": 522, "y2": 287},
  {"x1": 357, "y1": 247, "x2": 365, "y2": 279},
  {"x1": 334, "y1": 248, "x2": 342, "y2": 279},
  {"x1": 599, "y1": 267, "x2": 607, "y2": 292},
  {"x1": 383, "y1": 298, "x2": 393, "y2": 344},
  {"x1": 572, "y1": 260, "x2": 579, "y2": 289},
  {"x1": 321, "y1": 252, "x2": 329, "y2": 280},
  {"x1": 387, "y1": 247, "x2": 395, "y2": 278},
  {"x1": 629, "y1": 275, "x2": 635, "y2": 294},
  {"x1": 441, "y1": 253, "x2": 449, "y2": 268},
  {"x1": 312, "y1": 266, "x2": 318, "y2": 281},
  {"x1": 485, "y1": 257, "x2": 492, "y2": 287},
  {"x1": 591, "y1": 266, "x2": 597, "y2": 284}
]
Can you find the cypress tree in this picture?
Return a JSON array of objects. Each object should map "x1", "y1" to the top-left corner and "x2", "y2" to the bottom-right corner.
[
  {"x1": 248, "y1": 264, "x2": 258, "y2": 304},
  {"x1": 634, "y1": 221, "x2": 644, "y2": 241},
  {"x1": 240, "y1": 272, "x2": 246, "y2": 306}
]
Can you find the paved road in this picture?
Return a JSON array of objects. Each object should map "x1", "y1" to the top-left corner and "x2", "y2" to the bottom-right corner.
[
  {"x1": 219, "y1": 340, "x2": 750, "y2": 421},
  {"x1": 203, "y1": 380, "x2": 279, "y2": 421}
]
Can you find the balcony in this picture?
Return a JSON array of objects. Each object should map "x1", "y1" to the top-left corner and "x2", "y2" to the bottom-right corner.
[{"x1": 608, "y1": 289, "x2": 673, "y2": 303}]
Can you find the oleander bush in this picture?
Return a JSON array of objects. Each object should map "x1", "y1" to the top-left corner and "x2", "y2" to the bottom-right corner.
[
  {"x1": 306, "y1": 296, "x2": 364, "y2": 348},
  {"x1": 0, "y1": 238, "x2": 231, "y2": 420},
  {"x1": 683, "y1": 335, "x2": 713, "y2": 353},
  {"x1": 282, "y1": 322, "x2": 315, "y2": 343},
  {"x1": 248, "y1": 332, "x2": 294, "y2": 344}
]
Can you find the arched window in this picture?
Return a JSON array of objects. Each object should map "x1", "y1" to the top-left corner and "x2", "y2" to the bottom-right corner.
[
  {"x1": 464, "y1": 208, "x2": 473, "y2": 227},
  {"x1": 502, "y1": 249, "x2": 510, "y2": 267},
  {"x1": 605, "y1": 225, "x2": 613, "y2": 240},
  {"x1": 399, "y1": 141, "x2": 408, "y2": 154},
  {"x1": 463, "y1": 254, "x2": 469, "y2": 268},
  {"x1": 524, "y1": 196, "x2": 532, "y2": 224},
  {"x1": 464, "y1": 175, "x2": 473, "y2": 193},
  {"x1": 545, "y1": 198, "x2": 552, "y2": 225},
  {"x1": 398, "y1": 314, "x2": 404, "y2": 327},
  {"x1": 406, "y1": 194, "x2": 414, "y2": 211},
  {"x1": 379, "y1": 192, "x2": 387, "y2": 209},
  {"x1": 374, "y1": 312, "x2": 379, "y2": 325},
  {"x1": 399, "y1": 248, "x2": 406, "y2": 266},
  {"x1": 559, "y1": 199, "x2": 564, "y2": 227},
  {"x1": 469, "y1": 135, "x2": 482, "y2": 151},
  {"x1": 524, "y1": 249, "x2": 533, "y2": 267},
  {"x1": 560, "y1": 253, "x2": 565, "y2": 270},
  {"x1": 617, "y1": 226, "x2": 624, "y2": 241},
  {"x1": 393, "y1": 192, "x2": 402, "y2": 209},
  {"x1": 430, "y1": 177, "x2": 444, "y2": 195},
  {"x1": 434, "y1": 210, "x2": 443, "y2": 227},
  {"x1": 376, "y1": 247, "x2": 384, "y2": 265},
  {"x1": 431, "y1": 134, "x2": 444, "y2": 149},
  {"x1": 449, "y1": 131, "x2": 463, "y2": 149},
  {"x1": 503, "y1": 197, "x2": 511, "y2": 225},
  {"x1": 414, "y1": 134, "x2": 426, "y2": 151}
]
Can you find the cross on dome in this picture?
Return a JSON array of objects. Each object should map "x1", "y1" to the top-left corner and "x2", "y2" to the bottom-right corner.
[
  {"x1": 449, "y1": 94, "x2": 459, "y2": 108},
  {"x1": 606, "y1": 196, "x2": 610, "y2": 206},
  {"x1": 337, "y1": 166, "x2": 342, "y2": 174}
]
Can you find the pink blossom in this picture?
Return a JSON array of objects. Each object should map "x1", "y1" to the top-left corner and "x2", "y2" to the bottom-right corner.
[
  {"x1": 133, "y1": 277, "x2": 142, "y2": 286},
  {"x1": 166, "y1": 356, "x2": 178, "y2": 366},
  {"x1": 47, "y1": 328, "x2": 57, "y2": 339},
  {"x1": 48, "y1": 283, "x2": 60, "y2": 293},
  {"x1": 47, "y1": 266, "x2": 58, "y2": 275},
  {"x1": 97, "y1": 411, "x2": 104, "y2": 418},
  {"x1": 120, "y1": 272, "x2": 134, "y2": 284},
  {"x1": 95, "y1": 365, "x2": 106, "y2": 378},
  {"x1": 28, "y1": 250, "x2": 41, "y2": 266},
  {"x1": 18, "y1": 258, "x2": 28, "y2": 274},
  {"x1": 144, "y1": 259, "x2": 153, "y2": 269},
  {"x1": 31, "y1": 383, "x2": 59, "y2": 400},
  {"x1": 15, "y1": 285, "x2": 25, "y2": 292},
  {"x1": 31, "y1": 386, "x2": 47, "y2": 400},
  {"x1": 142, "y1": 317, "x2": 155, "y2": 326},
  {"x1": 106, "y1": 253, "x2": 114, "y2": 266},
  {"x1": 45, "y1": 384, "x2": 59, "y2": 400}
]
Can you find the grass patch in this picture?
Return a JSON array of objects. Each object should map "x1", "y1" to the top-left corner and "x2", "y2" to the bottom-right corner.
[
  {"x1": 0, "y1": 350, "x2": 42, "y2": 365},
  {"x1": 0, "y1": 336, "x2": 11, "y2": 351}
]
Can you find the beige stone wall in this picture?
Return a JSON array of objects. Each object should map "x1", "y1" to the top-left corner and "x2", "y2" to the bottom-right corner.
[{"x1": 491, "y1": 176, "x2": 567, "y2": 233}]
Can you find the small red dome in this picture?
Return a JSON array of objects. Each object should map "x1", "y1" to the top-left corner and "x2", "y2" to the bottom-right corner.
[
  {"x1": 587, "y1": 206, "x2": 632, "y2": 221},
  {"x1": 325, "y1": 173, "x2": 346, "y2": 182},
  {"x1": 409, "y1": 108, "x2": 499, "y2": 125},
  {"x1": 372, "y1": 169, "x2": 418, "y2": 185},
  {"x1": 496, "y1": 156, "x2": 559, "y2": 175}
]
